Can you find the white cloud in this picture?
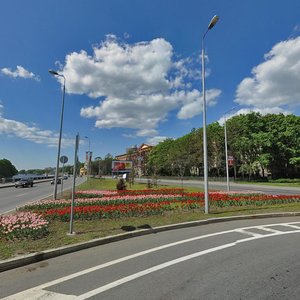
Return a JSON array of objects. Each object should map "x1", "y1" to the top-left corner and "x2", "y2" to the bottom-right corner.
[
  {"x1": 0, "y1": 104, "x2": 73, "y2": 147},
  {"x1": 235, "y1": 36, "x2": 300, "y2": 110},
  {"x1": 177, "y1": 89, "x2": 221, "y2": 119},
  {"x1": 146, "y1": 136, "x2": 169, "y2": 145},
  {"x1": 58, "y1": 36, "x2": 220, "y2": 137},
  {"x1": 1, "y1": 65, "x2": 39, "y2": 81},
  {"x1": 136, "y1": 128, "x2": 158, "y2": 137}
]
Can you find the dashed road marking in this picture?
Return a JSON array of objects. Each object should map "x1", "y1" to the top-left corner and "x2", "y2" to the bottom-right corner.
[{"x1": 3, "y1": 221, "x2": 300, "y2": 299}]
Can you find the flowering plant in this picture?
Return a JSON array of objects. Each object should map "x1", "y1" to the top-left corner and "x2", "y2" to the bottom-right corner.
[
  {"x1": 16, "y1": 189, "x2": 300, "y2": 224},
  {"x1": 0, "y1": 212, "x2": 49, "y2": 240}
]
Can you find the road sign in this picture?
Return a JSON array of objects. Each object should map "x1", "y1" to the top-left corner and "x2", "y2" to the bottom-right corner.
[
  {"x1": 228, "y1": 156, "x2": 234, "y2": 166},
  {"x1": 60, "y1": 155, "x2": 68, "y2": 164}
]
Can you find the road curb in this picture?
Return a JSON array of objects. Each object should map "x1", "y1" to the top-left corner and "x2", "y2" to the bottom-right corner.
[{"x1": 1, "y1": 212, "x2": 300, "y2": 272}]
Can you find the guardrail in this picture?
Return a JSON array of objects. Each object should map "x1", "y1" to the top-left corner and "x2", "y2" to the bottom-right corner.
[{"x1": 0, "y1": 178, "x2": 54, "y2": 189}]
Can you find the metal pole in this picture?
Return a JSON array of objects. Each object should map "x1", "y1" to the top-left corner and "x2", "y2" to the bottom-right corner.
[
  {"x1": 88, "y1": 140, "x2": 91, "y2": 177},
  {"x1": 201, "y1": 15, "x2": 219, "y2": 214},
  {"x1": 50, "y1": 71, "x2": 66, "y2": 200},
  {"x1": 224, "y1": 117, "x2": 230, "y2": 191},
  {"x1": 61, "y1": 162, "x2": 65, "y2": 197},
  {"x1": 85, "y1": 136, "x2": 90, "y2": 178},
  {"x1": 95, "y1": 157, "x2": 101, "y2": 176},
  {"x1": 223, "y1": 106, "x2": 236, "y2": 192},
  {"x1": 202, "y1": 40, "x2": 209, "y2": 214},
  {"x1": 69, "y1": 133, "x2": 79, "y2": 235}
]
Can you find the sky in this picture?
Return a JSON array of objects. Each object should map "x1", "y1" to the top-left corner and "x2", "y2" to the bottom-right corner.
[{"x1": 1, "y1": 0, "x2": 300, "y2": 170}]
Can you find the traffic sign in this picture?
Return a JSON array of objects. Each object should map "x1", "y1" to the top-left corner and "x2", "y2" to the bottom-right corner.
[{"x1": 60, "y1": 155, "x2": 68, "y2": 164}]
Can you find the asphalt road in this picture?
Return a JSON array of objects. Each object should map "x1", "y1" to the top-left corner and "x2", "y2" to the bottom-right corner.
[
  {"x1": 139, "y1": 177, "x2": 300, "y2": 195},
  {"x1": 0, "y1": 177, "x2": 86, "y2": 214},
  {"x1": 1, "y1": 217, "x2": 300, "y2": 299}
]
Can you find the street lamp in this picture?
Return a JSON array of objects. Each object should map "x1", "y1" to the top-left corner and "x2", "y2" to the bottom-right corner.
[
  {"x1": 202, "y1": 15, "x2": 219, "y2": 214},
  {"x1": 223, "y1": 107, "x2": 236, "y2": 192},
  {"x1": 49, "y1": 69, "x2": 66, "y2": 200},
  {"x1": 85, "y1": 136, "x2": 90, "y2": 177}
]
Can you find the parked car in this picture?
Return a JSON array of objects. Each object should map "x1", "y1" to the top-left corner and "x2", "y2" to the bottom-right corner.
[
  {"x1": 50, "y1": 178, "x2": 62, "y2": 184},
  {"x1": 15, "y1": 178, "x2": 34, "y2": 188}
]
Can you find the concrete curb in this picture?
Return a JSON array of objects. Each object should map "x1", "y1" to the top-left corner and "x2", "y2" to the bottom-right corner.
[{"x1": 1, "y1": 212, "x2": 300, "y2": 272}]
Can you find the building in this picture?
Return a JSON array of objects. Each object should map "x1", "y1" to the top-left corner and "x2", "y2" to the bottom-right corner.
[{"x1": 114, "y1": 143, "x2": 153, "y2": 176}]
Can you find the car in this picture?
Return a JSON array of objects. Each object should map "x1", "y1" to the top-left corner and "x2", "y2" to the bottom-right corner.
[
  {"x1": 50, "y1": 178, "x2": 62, "y2": 184},
  {"x1": 15, "y1": 178, "x2": 34, "y2": 188}
]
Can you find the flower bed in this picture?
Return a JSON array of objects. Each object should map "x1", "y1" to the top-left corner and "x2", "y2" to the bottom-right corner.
[
  {"x1": 20, "y1": 193, "x2": 186, "y2": 211},
  {"x1": 0, "y1": 212, "x2": 49, "y2": 240},
  {"x1": 75, "y1": 188, "x2": 185, "y2": 198},
  {"x1": 16, "y1": 189, "x2": 300, "y2": 223}
]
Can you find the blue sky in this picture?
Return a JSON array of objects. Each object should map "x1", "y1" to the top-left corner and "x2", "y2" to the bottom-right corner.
[{"x1": 1, "y1": 0, "x2": 300, "y2": 170}]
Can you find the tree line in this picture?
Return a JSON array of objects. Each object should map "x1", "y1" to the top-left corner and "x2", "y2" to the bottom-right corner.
[
  {"x1": 2, "y1": 112, "x2": 300, "y2": 181},
  {"x1": 146, "y1": 112, "x2": 300, "y2": 180},
  {"x1": 0, "y1": 154, "x2": 114, "y2": 179}
]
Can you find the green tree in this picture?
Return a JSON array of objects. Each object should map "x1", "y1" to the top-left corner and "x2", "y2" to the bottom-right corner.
[
  {"x1": 0, "y1": 159, "x2": 18, "y2": 178},
  {"x1": 147, "y1": 138, "x2": 175, "y2": 176},
  {"x1": 207, "y1": 122, "x2": 224, "y2": 177}
]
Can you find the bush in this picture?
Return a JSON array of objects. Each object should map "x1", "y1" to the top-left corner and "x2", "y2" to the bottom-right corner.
[{"x1": 116, "y1": 178, "x2": 126, "y2": 190}]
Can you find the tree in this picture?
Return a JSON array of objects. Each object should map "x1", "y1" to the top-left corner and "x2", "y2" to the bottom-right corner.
[
  {"x1": 147, "y1": 138, "x2": 175, "y2": 176},
  {"x1": 207, "y1": 122, "x2": 224, "y2": 177},
  {"x1": 102, "y1": 154, "x2": 113, "y2": 175},
  {"x1": 0, "y1": 159, "x2": 18, "y2": 178}
]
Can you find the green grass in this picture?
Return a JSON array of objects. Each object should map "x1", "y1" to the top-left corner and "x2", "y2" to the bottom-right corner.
[
  {"x1": 76, "y1": 177, "x2": 204, "y2": 193},
  {"x1": 1, "y1": 178, "x2": 300, "y2": 261}
]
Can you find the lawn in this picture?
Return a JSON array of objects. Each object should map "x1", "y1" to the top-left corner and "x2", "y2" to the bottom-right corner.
[{"x1": 1, "y1": 177, "x2": 300, "y2": 260}]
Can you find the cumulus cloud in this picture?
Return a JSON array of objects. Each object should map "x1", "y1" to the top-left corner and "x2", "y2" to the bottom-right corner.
[
  {"x1": 177, "y1": 89, "x2": 221, "y2": 119},
  {"x1": 146, "y1": 135, "x2": 169, "y2": 145},
  {"x1": 0, "y1": 104, "x2": 73, "y2": 147},
  {"x1": 1, "y1": 65, "x2": 39, "y2": 81},
  {"x1": 136, "y1": 128, "x2": 158, "y2": 137},
  {"x1": 58, "y1": 35, "x2": 220, "y2": 137},
  {"x1": 235, "y1": 36, "x2": 300, "y2": 110}
]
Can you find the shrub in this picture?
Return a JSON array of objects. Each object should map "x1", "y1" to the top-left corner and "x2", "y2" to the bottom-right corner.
[{"x1": 116, "y1": 178, "x2": 126, "y2": 190}]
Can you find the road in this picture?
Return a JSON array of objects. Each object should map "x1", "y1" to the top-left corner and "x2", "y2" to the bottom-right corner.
[
  {"x1": 138, "y1": 177, "x2": 300, "y2": 195},
  {"x1": 1, "y1": 217, "x2": 300, "y2": 299},
  {"x1": 0, "y1": 177, "x2": 86, "y2": 214}
]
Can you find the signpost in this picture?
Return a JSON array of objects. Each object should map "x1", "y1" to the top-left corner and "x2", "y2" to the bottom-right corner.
[{"x1": 60, "y1": 155, "x2": 68, "y2": 197}]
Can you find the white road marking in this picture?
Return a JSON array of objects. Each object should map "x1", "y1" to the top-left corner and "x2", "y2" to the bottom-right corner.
[
  {"x1": 77, "y1": 243, "x2": 236, "y2": 299},
  {"x1": 15, "y1": 193, "x2": 27, "y2": 197},
  {"x1": 235, "y1": 229, "x2": 263, "y2": 237},
  {"x1": 283, "y1": 224, "x2": 300, "y2": 229},
  {"x1": 256, "y1": 226, "x2": 282, "y2": 233},
  {"x1": 3, "y1": 221, "x2": 300, "y2": 300}
]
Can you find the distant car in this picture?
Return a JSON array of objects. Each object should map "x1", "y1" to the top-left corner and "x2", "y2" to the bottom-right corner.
[
  {"x1": 51, "y1": 178, "x2": 62, "y2": 184},
  {"x1": 15, "y1": 178, "x2": 34, "y2": 188}
]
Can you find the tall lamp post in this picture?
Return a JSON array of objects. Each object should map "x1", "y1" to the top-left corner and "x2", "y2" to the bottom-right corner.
[
  {"x1": 202, "y1": 15, "x2": 219, "y2": 214},
  {"x1": 85, "y1": 136, "x2": 90, "y2": 177},
  {"x1": 49, "y1": 69, "x2": 66, "y2": 200},
  {"x1": 224, "y1": 107, "x2": 236, "y2": 192}
]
